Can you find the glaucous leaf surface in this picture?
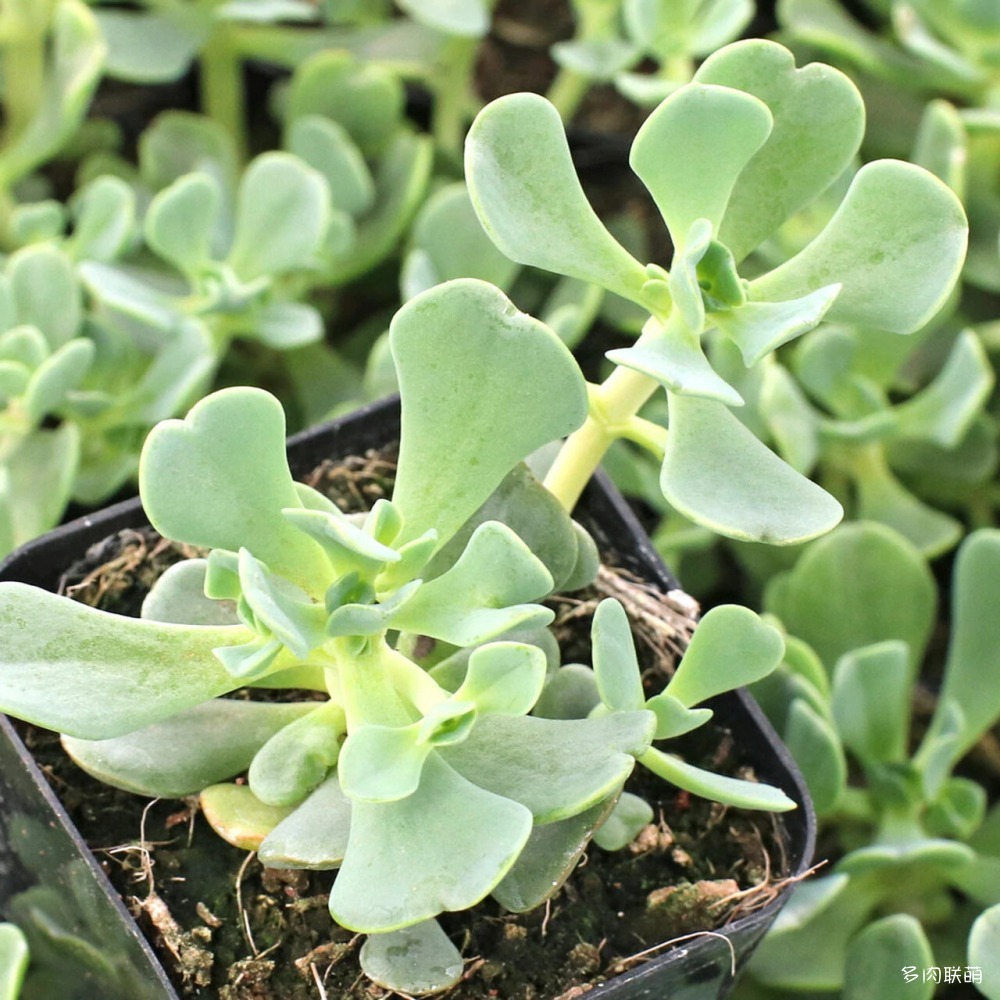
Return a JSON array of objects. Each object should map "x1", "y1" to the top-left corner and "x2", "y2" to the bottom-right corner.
[
  {"x1": 784, "y1": 697, "x2": 846, "y2": 814},
  {"x1": 842, "y1": 915, "x2": 935, "y2": 1000},
  {"x1": 138, "y1": 387, "x2": 331, "y2": 592},
  {"x1": 969, "y1": 904, "x2": 1000, "y2": 1000},
  {"x1": 61, "y1": 700, "x2": 316, "y2": 797},
  {"x1": 200, "y1": 783, "x2": 294, "y2": 851},
  {"x1": 465, "y1": 94, "x2": 647, "y2": 302},
  {"x1": 360, "y1": 919, "x2": 464, "y2": 997},
  {"x1": 390, "y1": 280, "x2": 587, "y2": 546},
  {"x1": 0, "y1": 583, "x2": 251, "y2": 738},
  {"x1": 661, "y1": 392, "x2": 844, "y2": 543},
  {"x1": 764, "y1": 522, "x2": 936, "y2": 672},
  {"x1": 258, "y1": 773, "x2": 352, "y2": 869}
]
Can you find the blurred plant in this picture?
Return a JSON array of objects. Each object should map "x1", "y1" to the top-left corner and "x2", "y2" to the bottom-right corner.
[
  {"x1": 734, "y1": 522, "x2": 1000, "y2": 998},
  {"x1": 0, "y1": 922, "x2": 28, "y2": 1000}
]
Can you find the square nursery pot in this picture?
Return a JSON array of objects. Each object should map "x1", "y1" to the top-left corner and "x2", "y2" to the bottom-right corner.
[{"x1": 0, "y1": 396, "x2": 815, "y2": 1000}]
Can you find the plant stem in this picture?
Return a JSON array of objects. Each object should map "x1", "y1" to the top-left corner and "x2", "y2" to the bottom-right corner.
[
  {"x1": 544, "y1": 313, "x2": 669, "y2": 511},
  {"x1": 199, "y1": 25, "x2": 248, "y2": 163},
  {"x1": 431, "y1": 35, "x2": 479, "y2": 163}
]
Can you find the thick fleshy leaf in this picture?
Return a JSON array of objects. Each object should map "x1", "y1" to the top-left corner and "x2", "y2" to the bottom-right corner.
[
  {"x1": 249, "y1": 702, "x2": 345, "y2": 806},
  {"x1": 784, "y1": 698, "x2": 845, "y2": 814},
  {"x1": 139, "y1": 111, "x2": 238, "y2": 195},
  {"x1": 759, "y1": 360, "x2": 821, "y2": 474},
  {"x1": 62, "y1": 700, "x2": 315, "y2": 797},
  {"x1": 0, "y1": 922, "x2": 29, "y2": 1000},
  {"x1": 68, "y1": 175, "x2": 136, "y2": 262},
  {"x1": 763, "y1": 522, "x2": 936, "y2": 673},
  {"x1": 23, "y1": 338, "x2": 94, "y2": 424},
  {"x1": 641, "y1": 747, "x2": 797, "y2": 810},
  {"x1": 666, "y1": 604, "x2": 784, "y2": 706},
  {"x1": 832, "y1": 641, "x2": 911, "y2": 764},
  {"x1": 0, "y1": 583, "x2": 250, "y2": 738},
  {"x1": 453, "y1": 643, "x2": 547, "y2": 716},
  {"x1": 397, "y1": 0, "x2": 489, "y2": 36},
  {"x1": 969, "y1": 904, "x2": 1000, "y2": 999},
  {"x1": 842, "y1": 915, "x2": 934, "y2": 1000},
  {"x1": 645, "y1": 694, "x2": 713, "y2": 739},
  {"x1": 8, "y1": 245, "x2": 82, "y2": 348},
  {"x1": 390, "y1": 280, "x2": 587, "y2": 546},
  {"x1": 330, "y1": 754, "x2": 533, "y2": 932},
  {"x1": 95, "y1": 10, "x2": 203, "y2": 82},
  {"x1": 592, "y1": 792, "x2": 655, "y2": 851},
  {"x1": 228, "y1": 153, "x2": 330, "y2": 280},
  {"x1": 661, "y1": 392, "x2": 843, "y2": 543},
  {"x1": 929, "y1": 529, "x2": 1000, "y2": 757},
  {"x1": 695, "y1": 39, "x2": 865, "y2": 261},
  {"x1": 893, "y1": 329, "x2": 993, "y2": 447},
  {"x1": 286, "y1": 115, "x2": 375, "y2": 216},
  {"x1": 338, "y1": 723, "x2": 429, "y2": 803},
  {"x1": 466, "y1": 94, "x2": 647, "y2": 302},
  {"x1": 442, "y1": 712, "x2": 655, "y2": 823},
  {"x1": 532, "y1": 664, "x2": 601, "y2": 720},
  {"x1": 144, "y1": 173, "x2": 221, "y2": 275},
  {"x1": 629, "y1": 82, "x2": 772, "y2": 245},
  {"x1": 361, "y1": 919, "x2": 464, "y2": 996},
  {"x1": 494, "y1": 799, "x2": 615, "y2": 912},
  {"x1": 591, "y1": 598, "x2": 644, "y2": 711},
  {"x1": 752, "y1": 160, "x2": 967, "y2": 334},
  {"x1": 138, "y1": 388, "x2": 332, "y2": 592},
  {"x1": 391, "y1": 522, "x2": 553, "y2": 646},
  {"x1": 258, "y1": 773, "x2": 352, "y2": 869},
  {"x1": 200, "y1": 783, "x2": 294, "y2": 850},
  {"x1": 607, "y1": 315, "x2": 744, "y2": 406},
  {"x1": 712, "y1": 284, "x2": 841, "y2": 366}
]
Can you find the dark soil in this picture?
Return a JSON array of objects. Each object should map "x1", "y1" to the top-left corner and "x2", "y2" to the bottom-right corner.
[{"x1": 18, "y1": 448, "x2": 796, "y2": 1000}]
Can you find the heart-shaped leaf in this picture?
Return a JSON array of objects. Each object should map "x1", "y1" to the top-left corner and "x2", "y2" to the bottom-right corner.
[
  {"x1": 286, "y1": 115, "x2": 375, "y2": 216},
  {"x1": 62, "y1": 700, "x2": 316, "y2": 797},
  {"x1": 630, "y1": 82, "x2": 772, "y2": 245},
  {"x1": 661, "y1": 392, "x2": 844, "y2": 543},
  {"x1": 453, "y1": 643, "x2": 547, "y2": 716},
  {"x1": 139, "y1": 387, "x2": 332, "y2": 593},
  {"x1": 0, "y1": 583, "x2": 251, "y2": 738},
  {"x1": 466, "y1": 94, "x2": 648, "y2": 302},
  {"x1": 338, "y1": 722, "x2": 430, "y2": 803},
  {"x1": 390, "y1": 280, "x2": 587, "y2": 546},
  {"x1": 695, "y1": 39, "x2": 865, "y2": 261},
  {"x1": 666, "y1": 604, "x2": 785, "y2": 706},
  {"x1": 144, "y1": 173, "x2": 222, "y2": 275},
  {"x1": 330, "y1": 754, "x2": 533, "y2": 932},
  {"x1": 842, "y1": 915, "x2": 935, "y2": 1000},
  {"x1": 752, "y1": 160, "x2": 967, "y2": 334}
]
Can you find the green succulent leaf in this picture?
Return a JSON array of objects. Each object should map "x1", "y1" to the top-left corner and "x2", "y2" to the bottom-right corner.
[
  {"x1": 645, "y1": 694, "x2": 713, "y2": 739},
  {"x1": 843, "y1": 915, "x2": 935, "y2": 1000},
  {"x1": 591, "y1": 598, "x2": 645, "y2": 712},
  {"x1": 927, "y1": 529, "x2": 1000, "y2": 758},
  {"x1": 144, "y1": 173, "x2": 221, "y2": 275},
  {"x1": 62, "y1": 700, "x2": 316, "y2": 798},
  {"x1": 641, "y1": 746, "x2": 797, "y2": 810},
  {"x1": 23, "y1": 338, "x2": 94, "y2": 425},
  {"x1": 330, "y1": 754, "x2": 533, "y2": 932},
  {"x1": 139, "y1": 111, "x2": 238, "y2": 195},
  {"x1": 94, "y1": 9, "x2": 204, "y2": 83},
  {"x1": 661, "y1": 392, "x2": 843, "y2": 543},
  {"x1": 832, "y1": 641, "x2": 911, "y2": 764},
  {"x1": 68, "y1": 175, "x2": 136, "y2": 262},
  {"x1": 391, "y1": 522, "x2": 553, "y2": 646},
  {"x1": 8, "y1": 245, "x2": 82, "y2": 348},
  {"x1": 713, "y1": 284, "x2": 841, "y2": 367},
  {"x1": 200, "y1": 783, "x2": 294, "y2": 851},
  {"x1": 0, "y1": 583, "x2": 251, "y2": 738},
  {"x1": 390, "y1": 280, "x2": 588, "y2": 546},
  {"x1": 630, "y1": 82, "x2": 772, "y2": 245},
  {"x1": 759, "y1": 361, "x2": 821, "y2": 474},
  {"x1": 258, "y1": 772, "x2": 352, "y2": 869},
  {"x1": 338, "y1": 722, "x2": 430, "y2": 803},
  {"x1": 784, "y1": 697, "x2": 846, "y2": 814},
  {"x1": 969, "y1": 904, "x2": 1000, "y2": 999},
  {"x1": 286, "y1": 115, "x2": 375, "y2": 217},
  {"x1": 752, "y1": 160, "x2": 968, "y2": 335},
  {"x1": 453, "y1": 643, "x2": 547, "y2": 716},
  {"x1": 228, "y1": 153, "x2": 331, "y2": 281},
  {"x1": 592, "y1": 792, "x2": 655, "y2": 851},
  {"x1": 139, "y1": 388, "x2": 332, "y2": 593},
  {"x1": 493, "y1": 798, "x2": 614, "y2": 911},
  {"x1": 764, "y1": 522, "x2": 936, "y2": 673},
  {"x1": 465, "y1": 94, "x2": 647, "y2": 302},
  {"x1": 360, "y1": 919, "x2": 465, "y2": 997},
  {"x1": 532, "y1": 664, "x2": 601, "y2": 720},
  {"x1": 442, "y1": 712, "x2": 655, "y2": 823},
  {"x1": 694, "y1": 38, "x2": 866, "y2": 262},
  {"x1": 249, "y1": 702, "x2": 345, "y2": 806},
  {"x1": 0, "y1": 922, "x2": 29, "y2": 1000},
  {"x1": 666, "y1": 604, "x2": 784, "y2": 707}
]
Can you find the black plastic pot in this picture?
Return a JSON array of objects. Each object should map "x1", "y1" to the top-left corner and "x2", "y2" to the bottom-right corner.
[{"x1": 0, "y1": 396, "x2": 815, "y2": 1000}]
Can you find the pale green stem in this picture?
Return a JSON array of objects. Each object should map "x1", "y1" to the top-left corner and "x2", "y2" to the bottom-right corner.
[
  {"x1": 1, "y1": 20, "x2": 45, "y2": 142},
  {"x1": 547, "y1": 1, "x2": 622, "y2": 122},
  {"x1": 431, "y1": 35, "x2": 480, "y2": 161},
  {"x1": 199, "y1": 26, "x2": 248, "y2": 163},
  {"x1": 544, "y1": 312, "x2": 671, "y2": 511}
]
